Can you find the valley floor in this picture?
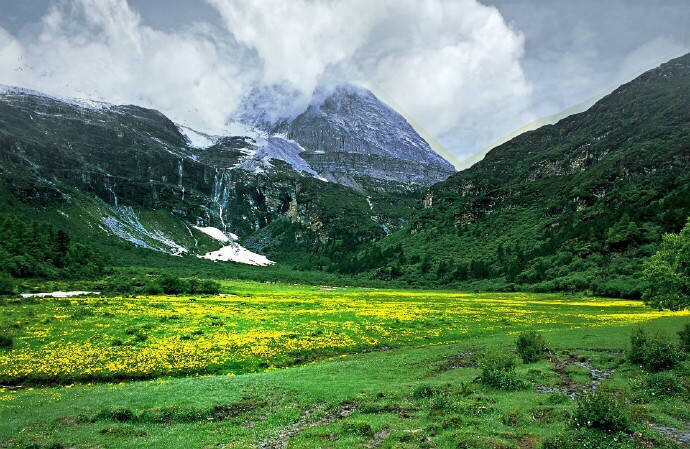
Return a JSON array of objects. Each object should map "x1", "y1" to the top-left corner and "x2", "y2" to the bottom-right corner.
[{"x1": 0, "y1": 284, "x2": 688, "y2": 448}]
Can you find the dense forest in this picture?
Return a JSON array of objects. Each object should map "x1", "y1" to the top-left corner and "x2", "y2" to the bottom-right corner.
[
  {"x1": 0, "y1": 212, "x2": 106, "y2": 290},
  {"x1": 325, "y1": 53, "x2": 690, "y2": 298}
]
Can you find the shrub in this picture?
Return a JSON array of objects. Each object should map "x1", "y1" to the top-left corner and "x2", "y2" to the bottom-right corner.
[
  {"x1": 412, "y1": 384, "x2": 437, "y2": 399},
  {"x1": 641, "y1": 334, "x2": 683, "y2": 372},
  {"x1": 572, "y1": 391, "x2": 630, "y2": 433},
  {"x1": 341, "y1": 421, "x2": 374, "y2": 437},
  {"x1": 679, "y1": 323, "x2": 690, "y2": 353},
  {"x1": 628, "y1": 329, "x2": 682, "y2": 371},
  {"x1": 0, "y1": 334, "x2": 12, "y2": 349},
  {"x1": 158, "y1": 274, "x2": 186, "y2": 294},
  {"x1": 543, "y1": 429, "x2": 655, "y2": 449},
  {"x1": 628, "y1": 328, "x2": 647, "y2": 364},
  {"x1": 200, "y1": 279, "x2": 221, "y2": 294},
  {"x1": 630, "y1": 371, "x2": 689, "y2": 401},
  {"x1": 515, "y1": 331, "x2": 547, "y2": 363},
  {"x1": 0, "y1": 273, "x2": 15, "y2": 295},
  {"x1": 479, "y1": 351, "x2": 526, "y2": 390}
]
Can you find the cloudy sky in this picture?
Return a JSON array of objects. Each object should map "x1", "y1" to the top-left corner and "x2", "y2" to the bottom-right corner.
[{"x1": 1, "y1": 0, "x2": 688, "y2": 167}]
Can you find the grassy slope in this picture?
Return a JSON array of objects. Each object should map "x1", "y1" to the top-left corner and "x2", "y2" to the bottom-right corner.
[{"x1": 0, "y1": 285, "x2": 689, "y2": 448}]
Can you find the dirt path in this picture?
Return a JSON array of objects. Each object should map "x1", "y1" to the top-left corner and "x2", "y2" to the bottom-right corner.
[{"x1": 259, "y1": 401, "x2": 358, "y2": 449}]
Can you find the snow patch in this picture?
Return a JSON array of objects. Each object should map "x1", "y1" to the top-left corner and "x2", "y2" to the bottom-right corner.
[
  {"x1": 199, "y1": 242, "x2": 274, "y2": 266},
  {"x1": 235, "y1": 136, "x2": 320, "y2": 177},
  {"x1": 101, "y1": 206, "x2": 188, "y2": 256},
  {"x1": 0, "y1": 84, "x2": 112, "y2": 110},
  {"x1": 192, "y1": 225, "x2": 235, "y2": 243},
  {"x1": 177, "y1": 125, "x2": 216, "y2": 149},
  {"x1": 21, "y1": 291, "x2": 100, "y2": 298}
]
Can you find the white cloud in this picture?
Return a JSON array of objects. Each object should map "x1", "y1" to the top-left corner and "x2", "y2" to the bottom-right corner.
[
  {"x1": 208, "y1": 0, "x2": 532, "y2": 159},
  {"x1": 0, "y1": 0, "x2": 531, "y2": 159},
  {"x1": 0, "y1": 0, "x2": 250, "y2": 133}
]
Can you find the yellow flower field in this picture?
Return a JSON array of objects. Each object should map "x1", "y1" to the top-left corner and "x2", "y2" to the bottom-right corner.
[{"x1": 0, "y1": 282, "x2": 685, "y2": 384}]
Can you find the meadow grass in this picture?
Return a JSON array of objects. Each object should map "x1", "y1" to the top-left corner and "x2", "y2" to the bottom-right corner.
[{"x1": 0, "y1": 282, "x2": 688, "y2": 448}]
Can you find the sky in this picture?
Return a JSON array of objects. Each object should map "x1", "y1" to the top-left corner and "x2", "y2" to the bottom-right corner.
[{"x1": 0, "y1": 0, "x2": 688, "y2": 167}]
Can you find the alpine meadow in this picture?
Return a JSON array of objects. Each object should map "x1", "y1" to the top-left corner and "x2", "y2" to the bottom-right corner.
[{"x1": 0, "y1": 2, "x2": 689, "y2": 449}]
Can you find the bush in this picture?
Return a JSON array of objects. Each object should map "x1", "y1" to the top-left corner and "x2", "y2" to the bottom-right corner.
[
  {"x1": 679, "y1": 323, "x2": 690, "y2": 353},
  {"x1": 341, "y1": 421, "x2": 374, "y2": 437},
  {"x1": 515, "y1": 331, "x2": 547, "y2": 363},
  {"x1": 543, "y1": 429, "x2": 655, "y2": 449},
  {"x1": 630, "y1": 371, "x2": 689, "y2": 401},
  {"x1": 412, "y1": 384, "x2": 437, "y2": 399},
  {"x1": 572, "y1": 391, "x2": 630, "y2": 433},
  {"x1": 0, "y1": 334, "x2": 12, "y2": 349},
  {"x1": 628, "y1": 329, "x2": 682, "y2": 371},
  {"x1": 0, "y1": 273, "x2": 15, "y2": 295},
  {"x1": 628, "y1": 328, "x2": 647, "y2": 364},
  {"x1": 158, "y1": 274, "x2": 186, "y2": 294},
  {"x1": 479, "y1": 351, "x2": 527, "y2": 390}
]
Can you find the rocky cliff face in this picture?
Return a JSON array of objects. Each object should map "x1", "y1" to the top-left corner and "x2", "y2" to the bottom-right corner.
[
  {"x1": 0, "y1": 84, "x2": 430, "y2": 263},
  {"x1": 233, "y1": 84, "x2": 456, "y2": 187},
  {"x1": 284, "y1": 85, "x2": 455, "y2": 186}
]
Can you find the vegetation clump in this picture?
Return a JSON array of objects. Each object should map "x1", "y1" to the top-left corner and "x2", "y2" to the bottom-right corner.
[
  {"x1": 678, "y1": 323, "x2": 690, "y2": 353},
  {"x1": 628, "y1": 328, "x2": 683, "y2": 372},
  {"x1": 630, "y1": 371, "x2": 689, "y2": 401},
  {"x1": 572, "y1": 390, "x2": 630, "y2": 433},
  {"x1": 0, "y1": 334, "x2": 12, "y2": 349},
  {"x1": 0, "y1": 273, "x2": 15, "y2": 295},
  {"x1": 642, "y1": 218, "x2": 690, "y2": 311},
  {"x1": 515, "y1": 331, "x2": 547, "y2": 363},
  {"x1": 479, "y1": 351, "x2": 526, "y2": 390}
]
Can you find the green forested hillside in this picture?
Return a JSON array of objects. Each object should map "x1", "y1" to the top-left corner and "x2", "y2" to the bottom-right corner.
[{"x1": 345, "y1": 53, "x2": 690, "y2": 297}]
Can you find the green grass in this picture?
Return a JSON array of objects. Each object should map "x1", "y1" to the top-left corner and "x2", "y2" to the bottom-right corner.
[{"x1": 0, "y1": 283, "x2": 688, "y2": 448}]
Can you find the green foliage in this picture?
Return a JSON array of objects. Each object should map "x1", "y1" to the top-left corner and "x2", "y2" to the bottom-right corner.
[
  {"x1": 0, "y1": 334, "x2": 12, "y2": 349},
  {"x1": 352, "y1": 55, "x2": 690, "y2": 298},
  {"x1": 543, "y1": 429, "x2": 656, "y2": 449},
  {"x1": 412, "y1": 384, "x2": 437, "y2": 399},
  {"x1": 515, "y1": 331, "x2": 547, "y2": 363},
  {"x1": 643, "y1": 218, "x2": 690, "y2": 310},
  {"x1": 630, "y1": 370, "x2": 689, "y2": 401},
  {"x1": 628, "y1": 328, "x2": 682, "y2": 372},
  {"x1": 0, "y1": 273, "x2": 15, "y2": 295},
  {"x1": 0, "y1": 212, "x2": 106, "y2": 280},
  {"x1": 92, "y1": 274, "x2": 222, "y2": 296},
  {"x1": 479, "y1": 350, "x2": 526, "y2": 390},
  {"x1": 572, "y1": 391, "x2": 630, "y2": 433},
  {"x1": 341, "y1": 421, "x2": 374, "y2": 437},
  {"x1": 679, "y1": 323, "x2": 690, "y2": 353},
  {"x1": 158, "y1": 274, "x2": 185, "y2": 294}
]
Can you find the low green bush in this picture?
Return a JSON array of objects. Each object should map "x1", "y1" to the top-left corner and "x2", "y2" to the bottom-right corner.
[
  {"x1": 628, "y1": 328, "x2": 683, "y2": 371},
  {"x1": 543, "y1": 429, "x2": 656, "y2": 449},
  {"x1": 572, "y1": 391, "x2": 630, "y2": 433},
  {"x1": 515, "y1": 331, "x2": 547, "y2": 363},
  {"x1": 0, "y1": 273, "x2": 15, "y2": 295},
  {"x1": 630, "y1": 370, "x2": 689, "y2": 401},
  {"x1": 679, "y1": 323, "x2": 690, "y2": 353},
  {"x1": 341, "y1": 421, "x2": 374, "y2": 437},
  {"x1": 0, "y1": 334, "x2": 12, "y2": 349},
  {"x1": 158, "y1": 274, "x2": 185, "y2": 294},
  {"x1": 412, "y1": 384, "x2": 437, "y2": 399},
  {"x1": 479, "y1": 351, "x2": 527, "y2": 390}
]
